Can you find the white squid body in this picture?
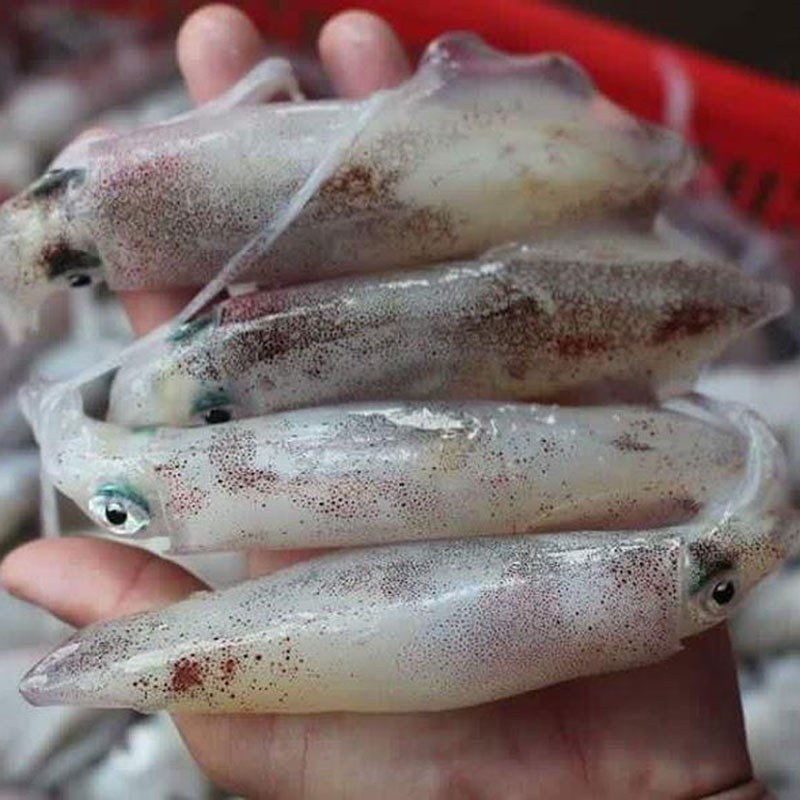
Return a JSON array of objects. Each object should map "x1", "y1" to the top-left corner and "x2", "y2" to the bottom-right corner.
[
  {"x1": 19, "y1": 510, "x2": 798, "y2": 713},
  {"x1": 106, "y1": 228, "x2": 789, "y2": 428},
  {"x1": 31, "y1": 393, "x2": 765, "y2": 553},
  {"x1": 0, "y1": 33, "x2": 690, "y2": 338}
]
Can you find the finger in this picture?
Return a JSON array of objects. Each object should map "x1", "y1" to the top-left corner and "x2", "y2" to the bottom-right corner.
[
  {"x1": 245, "y1": 547, "x2": 328, "y2": 578},
  {"x1": 177, "y1": 3, "x2": 265, "y2": 105},
  {"x1": 119, "y1": 288, "x2": 198, "y2": 337},
  {"x1": 121, "y1": 8, "x2": 409, "y2": 334},
  {"x1": 0, "y1": 538, "x2": 202, "y2": 627},
  {"x1": 319, "y1": 11, "x2": 411, "y2": 98}
]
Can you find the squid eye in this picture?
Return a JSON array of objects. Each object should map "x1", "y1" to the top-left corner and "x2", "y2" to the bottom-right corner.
[
  {"x1": 104, "y1": 500, "x2": 128, "y2": 526},
  {"x1": 88, "y1": 488, "x2": 150, "y2": 535},
  {"x1": 191, "y1": 389, "x2": 234, "y2": 427},
  {"x1": 699, "y1": 571, "x2": 741, "y2": 617},
  {"x1": 67, "y1": 273, "x2": 92, "y2": 288},
  {"x1": 711, "y1": 580, "x2": 736, "y2": 606},
  {"x1": 203, "y1": 407, "x2": 232, "y2": 425}
]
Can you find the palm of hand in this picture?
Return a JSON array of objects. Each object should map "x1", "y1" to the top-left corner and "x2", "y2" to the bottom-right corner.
[
  {"x1": 180, "y1": 625, "x2": 752, "y2": 799},
  {"x1": 0, "y1": 6, "x2": 762, "y2": 799}
]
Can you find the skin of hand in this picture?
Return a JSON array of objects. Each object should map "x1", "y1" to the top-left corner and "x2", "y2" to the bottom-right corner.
[{"x1": 0, "y1": 6, "x2": 768, "y2": 799}]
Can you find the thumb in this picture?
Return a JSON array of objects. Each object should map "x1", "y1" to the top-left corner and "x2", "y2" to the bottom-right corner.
[{"x1": 0, "y1": 538, "x2": 203, "y2": 626}]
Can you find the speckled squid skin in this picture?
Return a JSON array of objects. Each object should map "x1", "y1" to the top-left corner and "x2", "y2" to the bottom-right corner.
[
  {"x1": 40, "y1": 391, "x2": 762, "y2": 552},
  {"x1": 106, "y1": 229, "x2": 790, "y2": 428},
  {"x1": 0, "y1": 32, "x2": 691, "y2": 338},
  {"x1": 19, "y1": 509, "x2": 797, "y2": 714},
  {"x1": 13, "y1": 531, "x2": 688, "y2": 712}
]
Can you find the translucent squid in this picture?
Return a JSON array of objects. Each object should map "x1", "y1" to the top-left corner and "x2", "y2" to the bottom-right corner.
[
  {"x1": 700, "y1": 361, "x2": 800, "y2": 487},
  {"x1": 25, "y1": 387, "x2": 764, "y2": 552},
  {"x1": 0, "y1": 33, "x2": 691, "y2": 338},
  {"x1": 106, "y1": 228, "x2": 789, "y2": 427}
]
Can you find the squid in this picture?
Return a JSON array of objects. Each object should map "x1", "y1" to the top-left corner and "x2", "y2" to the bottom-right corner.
[
  {"x1": 25, "y1": 386, "x2": 765, "y2": 552},
  {"x1": 19, "y1": 472, "x2": 798, "y2": 713},
  {"x1": 107, "y1": 228, "x2": 788, "y2": 427},
  {"x1": 0, "y1": 33, "x2": 691, "y2": 339},
  {"x1": 701, "y1": 361, "x2": 800, "y2": 482}
]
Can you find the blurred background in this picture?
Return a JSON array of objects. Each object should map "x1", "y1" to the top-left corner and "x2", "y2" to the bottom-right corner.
[
  {"x1": 573, "y1": 0, "x2": 800, "y2": 83},
  {"x1": 0, "y1": 2, "x2": 798, "y2": 798}
]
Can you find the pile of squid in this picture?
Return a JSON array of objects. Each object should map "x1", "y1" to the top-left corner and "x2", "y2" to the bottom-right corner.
[{"x1": 1, "y1": 33, "x2": 798, "y2": 715}]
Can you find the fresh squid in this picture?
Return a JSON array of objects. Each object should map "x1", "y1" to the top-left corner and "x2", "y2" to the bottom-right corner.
[
  {"x1": 107, "y1": 228, "x2": 788, "y2": 427},
  {"x1": 700, "y1": 361, "x2": 800, "y2": 493},
  {"x1": 19, "y1": 495, "x2": 798, "y2": 712},
  {"x1": 25, "y1": 387, "x2": 766, "y2": 552},
  {"x1": 0, "y1": 33, "x2": 691, "y2": 338}
]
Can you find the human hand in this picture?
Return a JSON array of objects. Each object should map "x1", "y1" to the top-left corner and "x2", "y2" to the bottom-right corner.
[{"x1": 1, "y1": 6, "x2": 765, "y2": 798}]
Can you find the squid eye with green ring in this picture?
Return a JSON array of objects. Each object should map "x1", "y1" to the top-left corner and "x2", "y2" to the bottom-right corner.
[
  {"x1": 88, "y1": 485, "x2": 150, "y2": 535},
  {"x1": 191, "y1": 388, "x2": 234, "y2": 426}
]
